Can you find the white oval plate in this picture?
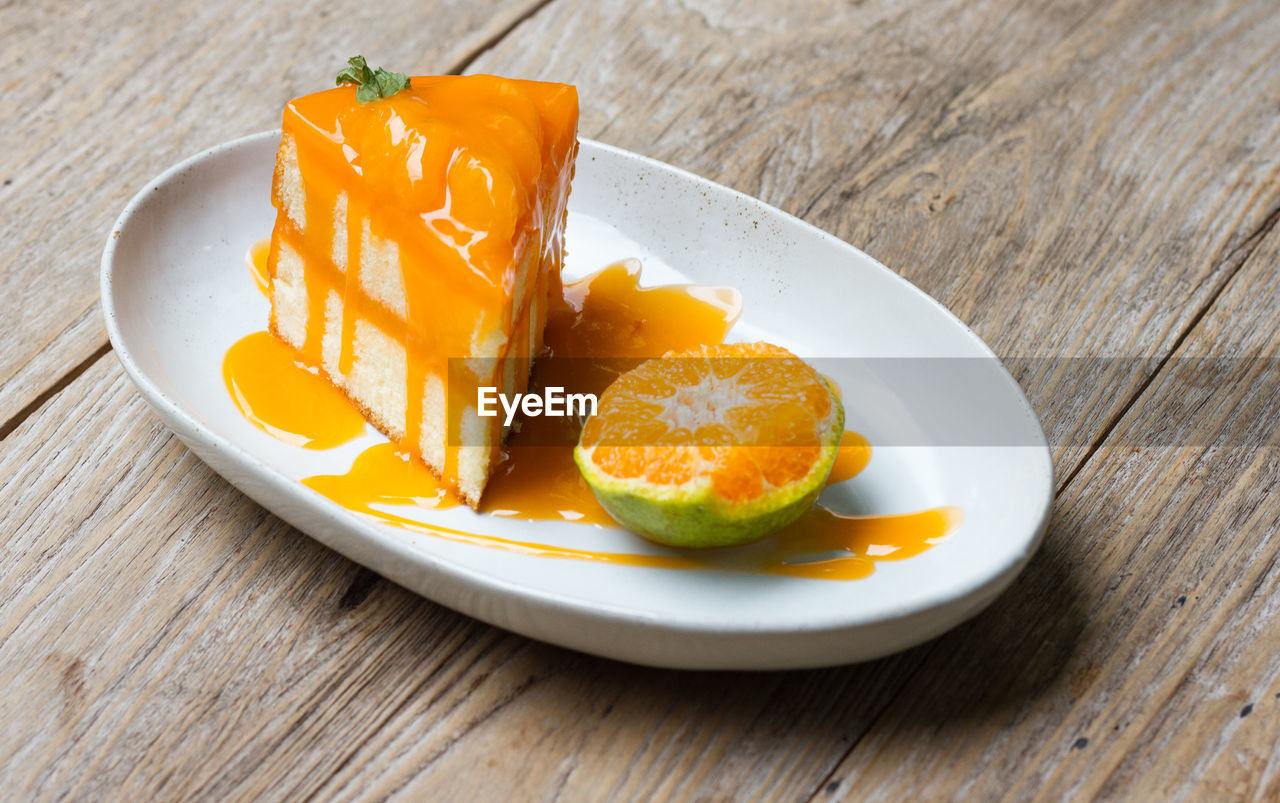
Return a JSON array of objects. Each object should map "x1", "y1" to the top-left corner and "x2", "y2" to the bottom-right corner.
[{"x1": 102, "y1": 131, "x2": 1052, "y2": 670}]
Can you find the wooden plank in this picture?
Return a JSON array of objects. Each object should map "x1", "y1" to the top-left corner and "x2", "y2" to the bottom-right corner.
[
  {"x1": 312, "y1": 647, "x2": 926, "y2": 801},
  {"x1": 817, "y1": 221, "x2": 1280, "y2": 800},
  {"x1": 0, "y1": 0, "x2": 548, "y2": 428},
  {"x1": 0, "y1": 356, "x2": 514, "y2": 798},
  {"x1": 471, "y1": 0, "x2": 1280, "y2": 478},
  {"x1": 4, "y1": 0, "x2": 1280, "y2": 800}
]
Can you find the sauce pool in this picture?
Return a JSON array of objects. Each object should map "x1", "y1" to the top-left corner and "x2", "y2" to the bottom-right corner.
[{"x1": 227, "y1": 247, "x2": 960, "y2": 580}]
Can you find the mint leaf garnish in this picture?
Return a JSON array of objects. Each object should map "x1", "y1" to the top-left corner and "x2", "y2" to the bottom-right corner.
[
  {"x1": 334, "y1": 55, "x2": 372, "y2": 87},
  {"x1": 335, "y1": 55, "x2": 410, "y2": 103}
]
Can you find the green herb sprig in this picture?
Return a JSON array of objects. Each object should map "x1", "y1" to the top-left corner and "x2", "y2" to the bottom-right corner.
[{"x1": 335, "y1": 55, "x2": 411, "y2": 103}]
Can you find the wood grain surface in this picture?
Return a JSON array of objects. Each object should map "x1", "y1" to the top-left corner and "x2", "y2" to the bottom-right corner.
[
  {"x1": 475, "y1": 0, "x2": 1280, "y2": 480},
  {"x1": 2, "y1": 0, "x2": 1279, "y2": 799},
  {"x1": 822, "y1": 220, "x2": 1280, "y2": 800}
]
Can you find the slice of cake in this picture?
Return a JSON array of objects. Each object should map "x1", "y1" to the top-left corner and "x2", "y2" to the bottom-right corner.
[{"x1": 267, "y1": 63, "x2": 579, "y2": 506}]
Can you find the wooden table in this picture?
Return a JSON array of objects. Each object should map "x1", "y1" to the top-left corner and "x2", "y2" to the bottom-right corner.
[{"x1": 4, "y1": 0, "x2": 1279, "y2": 798}]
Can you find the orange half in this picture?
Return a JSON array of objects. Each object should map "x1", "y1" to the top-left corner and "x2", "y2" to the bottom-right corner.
[{"x1": 575, "y1": 342, "x2": 844, "y2": 548}]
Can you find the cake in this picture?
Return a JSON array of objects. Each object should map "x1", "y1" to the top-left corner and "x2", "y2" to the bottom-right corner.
[{"x1": 267, "y1": 67, "x2": 579, "y2": 506}]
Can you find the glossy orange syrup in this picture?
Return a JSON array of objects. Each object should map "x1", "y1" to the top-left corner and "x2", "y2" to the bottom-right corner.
[
  {"x1": 827, "y1": 430, "x2": 871, "y2": 486},
  {"x1": 246, "y1": 239, "x2": 272, "y2": 296},
  {"x1": 225, "y1": 246, "x2": 367, "y2": 448},
  {"x1": 479, "y1": 258, "x2": 743, "y2": 525},
  {"x1": 223, "y1": 332, "x2": 367, "y2": 449},
  {"x1": 273, "y1": 77, "x2": 578, "y2": 495},
  {"x1": 225, "y1": 251, "x2": 961, "y2": 580}
]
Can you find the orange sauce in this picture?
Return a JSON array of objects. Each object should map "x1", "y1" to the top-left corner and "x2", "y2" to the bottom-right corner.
[
  {"x1": 827, "y1": 430, "x2": 872, "y2": 486},
  {"x1": 246, "y1": 240, "x2": 271, "y2": 297},
  {"x1": 471, "y1": 259, "x2": 743, "y2": 525},
  {"x1": 760, "y1": 506, "x2": 959, "y2": 580},
  {"x1": 227, "y1": 256, "x2": 962, "y2": 580},
  {"x1": 547, "y1": 257, "x2": 742, "y2": 360},
  {"x1": 300, "y1": 438, "x2": 958, "y2": 581},
  {"x1": 304, "y1": 442, "x2": 458, "y2": 510},
  {"x1": 223, "y1": 331, "x2": 366, "y2": 449},
  {"x1": 480, "y1": 444, "x2": 613, "y2": 524}
]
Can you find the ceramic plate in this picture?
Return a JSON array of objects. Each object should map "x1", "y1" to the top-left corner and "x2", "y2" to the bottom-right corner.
[{"x1": 101, "y1": 131, "x2": 1052, "y2": 669}]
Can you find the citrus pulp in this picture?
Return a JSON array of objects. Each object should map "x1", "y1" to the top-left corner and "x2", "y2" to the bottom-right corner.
[{"x1": 574, "y1": 342, "x2": 844, "y2": 548}]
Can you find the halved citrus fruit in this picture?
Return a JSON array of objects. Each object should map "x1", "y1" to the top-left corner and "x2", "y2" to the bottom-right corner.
[{"x1": 574, "y1": 342, "x2": 844, "y2": 548}]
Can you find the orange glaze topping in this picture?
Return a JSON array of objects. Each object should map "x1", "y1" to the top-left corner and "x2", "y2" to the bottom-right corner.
[
  {"x1": 268, "y1": 75, "x2": 578, "y2": 492},
  {"x1": 226, "y1": 257, "x2": 962, "y2": 580}
]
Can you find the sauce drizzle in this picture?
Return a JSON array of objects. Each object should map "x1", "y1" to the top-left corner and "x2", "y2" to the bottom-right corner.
[
  {"x1": 226, "y1": 252, "x2": 961, "y2": 579},
  {"x1": 247, "y1": 239, "x2": 271, "y2": 297},
  {"x1": 223, "y1": 331, "x2": 366, "y2": 449}
]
